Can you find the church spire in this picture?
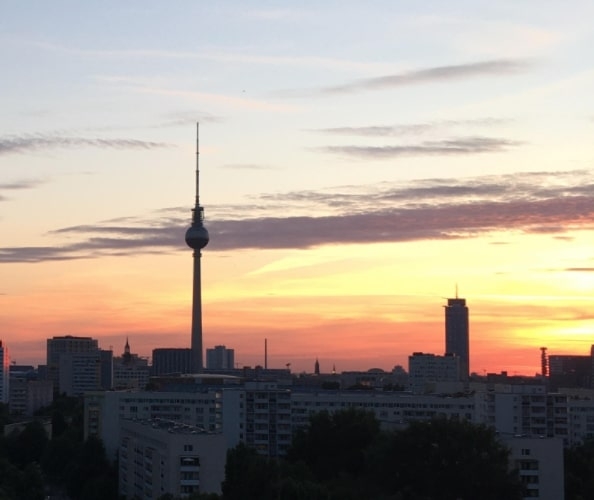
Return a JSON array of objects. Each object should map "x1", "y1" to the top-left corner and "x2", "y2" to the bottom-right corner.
[{"x1": 123, "y1": 337, "x2": 132, "y2": 363}]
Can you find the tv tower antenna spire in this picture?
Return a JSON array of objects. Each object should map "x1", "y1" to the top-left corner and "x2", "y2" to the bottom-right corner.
[{"x1": 185, "y1": 123, "x2": 210, "y2": 373}]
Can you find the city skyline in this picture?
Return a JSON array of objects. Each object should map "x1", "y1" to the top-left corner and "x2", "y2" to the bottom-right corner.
[{"x1": 1, "y1": 2, "x2": 594, "y2": 374}]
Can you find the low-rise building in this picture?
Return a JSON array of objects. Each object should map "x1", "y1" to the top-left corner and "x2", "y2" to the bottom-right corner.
[
  {"x1": 113, "y1": 339, "x2": 150, "y2": 390},
  {"x1": 408, "y1": 352, "x2": 461, "y2": 394},
  {"x1": 206, "y1": 345, "x2": 235, "y2": 370},
  {"x1": 9, "y1": 378, "x2": 53, "y2": 416}
]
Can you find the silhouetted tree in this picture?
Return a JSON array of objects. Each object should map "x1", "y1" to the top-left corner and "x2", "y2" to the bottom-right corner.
[
  {"x1": 222, "y1": 410, "x2": 523, "y2": 500},
  {"x1": 157, "y1": 493, "x2": 222, "y2": 500},
  {"x1": 65, "y1": 436, "x2": 117, "y2": 499},
  {"x1": 0, "y1": 404, "x2": 11, "y2": 433},
  {"x1": 51, "y1": 409, "x2": 68, "y2": 438},
  {"x1": 42, "y1": 433, "x2": 80, "y2": 484},
  {"x1": 287, "y1": 408, "x2": 380, "y2": 483},
  {"x1": 565, "y1": 437, "x2": 594, "y2": 500},
  {"x1": 222, "y1": 442, "x2": 280, "y2": 500},
  {"x1": 18, "y1": 463, "x2": 45, "y2": 500},
  {"x1": 0, "y1": 458, "x2": 44, "y2": 500},
  {"x1": 5, "y1": 420, "x2": 48, "y2": 468},
  {"x1": 367, "y1": 418, "x2": 523, "y2": 500}
]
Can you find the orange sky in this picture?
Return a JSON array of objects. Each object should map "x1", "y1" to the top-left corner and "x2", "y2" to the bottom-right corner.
[{"x1": 3, "y1": 230, "x2": 593, "y2": 375}]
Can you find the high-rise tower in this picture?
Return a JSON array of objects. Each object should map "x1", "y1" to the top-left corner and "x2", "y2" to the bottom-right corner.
[
  {"x1": 444, "y1": 295, "x2": 469, "y2": 381},
  {"x1": 185, "y1": 124, "x2": 210, "y2": 373},
  {"x1": 0, "y1": 340, "x2": 9, "y2": 404}
]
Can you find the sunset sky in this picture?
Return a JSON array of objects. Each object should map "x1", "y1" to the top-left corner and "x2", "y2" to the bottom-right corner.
[{"x1": 1, "y1": 1, "x2": 594, "y2": 375}]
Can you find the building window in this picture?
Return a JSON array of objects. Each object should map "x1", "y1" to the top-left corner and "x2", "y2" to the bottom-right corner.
[{"x1": 180, "y1": 456, "x2": 200, "y2": 467}]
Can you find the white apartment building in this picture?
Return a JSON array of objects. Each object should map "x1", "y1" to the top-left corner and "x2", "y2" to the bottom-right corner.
[
  {"x1": 567, "y1": 396, "x2": 594, "y2": 446},
  {"x1": 119, "y1": 419, "x2": 225, "y2": 499},
  {"x1": 503, "y1": 436, "x2": 565, "y2": 500},
  {"x1": 474, "y1": 384, "x2": 571, "y2": 446},
  {"x1": 85, "y1": 389, "x2": 223, "y2": 460},
  {"x1": 291, "y1": 390, "x2": 477, "y2": 431},
  {"x1": 223, "y1": 381, "x2": 293, "y2": 458},
  {"x1": 84, "y1": 377, "x2": 594, "y2": 490}
]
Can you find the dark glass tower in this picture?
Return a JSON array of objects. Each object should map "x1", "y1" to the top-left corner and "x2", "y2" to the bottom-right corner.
[
  {"x1": 445, "y1": 297, "x2": 469, "y2": 381},
  {"x1": 185, "y1": 124, "x2": 209, "y2": 373}
]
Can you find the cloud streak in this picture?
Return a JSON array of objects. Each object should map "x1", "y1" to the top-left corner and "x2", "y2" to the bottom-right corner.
[
  {"x1": 314, "y1": 118, "x2": 510, "y2": 137},
  {"x1": 0, "y1": 170, "x2": 592, "y2": 262},
  {"x1": 320, "y1": 59, "x2": 531, "y2": 95},
  {"x1": 0, "y1": 133, "x2": 170, "y2": 156},
  {"x1": 0, "y1": 179, "x2": 48, "y2": 203},
  {"x1": 0, "y1": 179, "x2": 46, "y2": 190},
  {"x1": 321, "y1": 137, "x2": 520, "y2": 159}
]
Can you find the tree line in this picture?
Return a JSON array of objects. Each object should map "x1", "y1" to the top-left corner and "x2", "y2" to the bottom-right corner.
[
  {"x1": 2, "y1": 402, "x2": 594, "y2": 499},
  {"x1": 0, "y1": 398, "x2": 117, "y2": 500}
]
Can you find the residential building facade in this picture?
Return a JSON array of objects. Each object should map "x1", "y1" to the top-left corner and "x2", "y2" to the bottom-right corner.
[
  {"x1": 119, "y1": 419, "x2": 225, "y2": 499},
  {"x1": 206, "y1": 345, "x2": 235, "y2": 370},
  {"x1": 408, "y1": 352, "x2": 460, "y2": 394}
]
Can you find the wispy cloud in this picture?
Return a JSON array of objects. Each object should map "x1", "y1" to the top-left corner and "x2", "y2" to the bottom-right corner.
[
  {"x1": 0, "y1": 170, "x2": 592, "y2": 262},
  {"x1": 31, "y1": 40, "x2": 386, "y2": 72},
  {"x1": 321, "y1": 137, "x2": 520, "y2": 159},
  {"x1": 320, "y1": 59, "x2": 531, "y2": 95},
  {"x1": 0, "y1": 179, "x2": 48, "y2": 203},
  {"x1": 0, "y1": 133, "x2": 170, "y2": 156},
  {"x1": 219, "y1": 164, "x2": 279, "y2": 171},
  {"x1": 154, "y1": 111, "x2": 224, "y2": 128},
  {"x1": 0, "y1": 179, "x2": 46, "y2": 190},
  {"x1": 314, "y1": 118, "x2": 510, "y2": 137},
  {"x1": 96, "y1": 78, "x2": 296, "y2": 113}
]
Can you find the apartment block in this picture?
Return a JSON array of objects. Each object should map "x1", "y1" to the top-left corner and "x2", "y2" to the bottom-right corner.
[
  {"x1": 503, "y1": 436, "x2": 564, "y2": 500},
  {"x1": 408, "y1": 352, "x2": 460, "y2": 394},
  {"x1": 84, "y1": 389, "x2": 223, "y2": 460},
  {"x1": 119, "y1": 419, "x2": 225, "y2": 499}
]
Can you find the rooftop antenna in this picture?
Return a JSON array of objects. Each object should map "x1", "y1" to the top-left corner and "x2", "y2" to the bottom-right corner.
[{"x1": 195, "y1": 123, "x2": 201, "y2": 209}]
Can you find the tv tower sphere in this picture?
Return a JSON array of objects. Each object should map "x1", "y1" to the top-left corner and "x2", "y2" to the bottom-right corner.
[
  {"x1": 185, "y1": 121, "x2": 209, "y2": 251},
  {"x1": 185, "y1": 215, "x2": 209, "y2": 250}
]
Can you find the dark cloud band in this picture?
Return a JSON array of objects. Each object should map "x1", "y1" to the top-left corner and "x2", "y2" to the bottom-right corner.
[{"x1": 0, "y1": 170, "x2": 592, "y2": 263}]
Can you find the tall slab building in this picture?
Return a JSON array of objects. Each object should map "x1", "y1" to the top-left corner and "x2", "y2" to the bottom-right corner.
[
  {"x1": 0, "y1": 340, "x2": 9, "y2": 404},
  {"x1": 444, "y1": 297, "x2": 470, "y2": 381}
]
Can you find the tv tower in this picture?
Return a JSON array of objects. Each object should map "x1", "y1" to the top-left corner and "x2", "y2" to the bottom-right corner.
[{"x1": 185, "y1": 124, "x2": 210, "y2": 373}]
